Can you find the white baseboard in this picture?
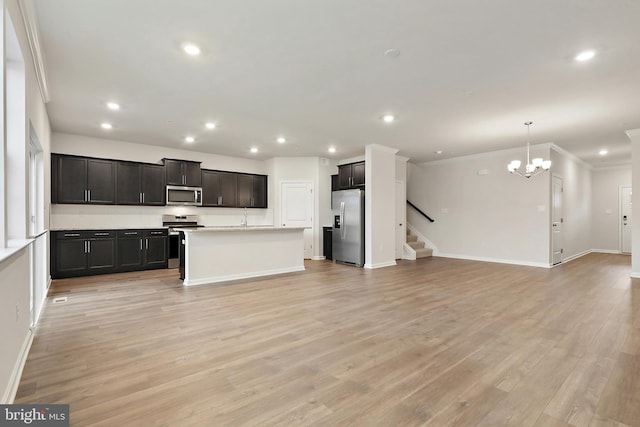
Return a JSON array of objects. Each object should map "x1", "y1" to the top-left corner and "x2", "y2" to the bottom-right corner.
[
  {"x1": 311, "y1": 256, "x2": 326, "y2": 261},
  {"x1": 2, "y1": 329, "x2": 34, "y2": 404},
  {"x1": 183, "y1": 265, "x2": 305, "y2": 286},
  {"x1": 632, "y1": 272, "x2": 640, "y2": 279},
  {"x1": 436, "y1": 253, "x2": 550, "y2": 269},
  {"x1": 364, "y1": 260, "x2": 397, "y2": 269},
  {"x1": 561, "y1": 249, "x2": 592, "y2": 264},
  {"x1": 591, "y1": 249, "x2": 621, "y2": 254}
]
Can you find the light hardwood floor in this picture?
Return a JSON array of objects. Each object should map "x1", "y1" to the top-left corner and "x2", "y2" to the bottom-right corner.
[{"x1": 16, "y1": 253, "x2": 640, "y2": 426}]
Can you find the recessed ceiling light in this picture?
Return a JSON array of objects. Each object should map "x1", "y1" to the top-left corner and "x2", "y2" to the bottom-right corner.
[
  {"x1": 106, "y1": 102, "x2": 120, "y2": 110},
  {"x1": 100, "y1": 122, "x2": 112, "y2": 130},
  {"x1": 205, "y1": 122, "x2": 216, "y2": 130},
  {"x1": 382, "y1": 114, "x2": 395, "y2": 123},
  {"x1": 250, "y1": 147, "x2": 259, "y2": 153},
  {"x1": 575, "y1": 50, "x2": 595, "y2": 61},
  {"x1": 182, "y1": 43, "x2": 201, "y2": 56},
  {"x1": 185, "y1": 136, "x2": 195, "y2": 143},
  {"x1": 277, "y1": 137, "x2": 286, "y2": 144},
  {"x1": 435, "y1": 150, "x2": 443, "y2": 155},
  {"x1": 599, "y1": 149, "x2": 608, "y2": 155},
  {"x1": 328, "y1": 147, "x2": 336, "y2": 153}
]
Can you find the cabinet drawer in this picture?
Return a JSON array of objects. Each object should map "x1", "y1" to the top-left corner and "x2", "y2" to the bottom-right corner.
[
  {"x1": 88, "y1": 230, "x2": 116, "y2": 238},
  {"x1": 144, "y1": 229, "x2": 168, "y2": 237},
  {"x1": 118, "y1": 230, "x2": 143, "y2": 238},
  {"x1": 55, "y1": 231, "x2": 86, "y2": 239}
]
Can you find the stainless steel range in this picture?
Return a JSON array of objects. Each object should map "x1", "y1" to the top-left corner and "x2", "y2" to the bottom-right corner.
[{"x1": 162, "y1": 215, "x2": 203, "y2": 268}]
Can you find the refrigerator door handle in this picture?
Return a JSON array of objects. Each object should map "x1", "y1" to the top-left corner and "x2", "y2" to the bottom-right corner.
[{"x1": 340, "y1": 201, "x2": 346, "y2": 239}]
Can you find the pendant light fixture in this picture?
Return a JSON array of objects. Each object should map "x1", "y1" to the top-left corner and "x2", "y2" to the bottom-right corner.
[{"x1": 507, "y1": 121, "x2": 551, "y2": 178}]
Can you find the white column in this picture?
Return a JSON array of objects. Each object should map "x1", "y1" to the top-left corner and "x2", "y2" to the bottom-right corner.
[
  {"x1": 365, "y1": 144, "x2": 399, "y2": 269},
  {"x1": 627, "y1": 129, "x2": 640, "y2": 277}
]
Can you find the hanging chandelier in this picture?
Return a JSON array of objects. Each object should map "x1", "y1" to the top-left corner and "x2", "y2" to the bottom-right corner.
[{"x1": 507, "y1": 121, "x2": 551, "y2": 178}]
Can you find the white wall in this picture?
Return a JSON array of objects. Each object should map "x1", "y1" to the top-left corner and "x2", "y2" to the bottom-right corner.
[
  {"x1": 266, "y1": 157, "x2": 335, "y2": 259},
  {"x1": 318, "y1": 159, "x2": 338, "y2": 231},
  {"x1": 365, "y1": 144, "x2": 398, "y2": 269},
  {"x1": 629, "y1": 129, "x2": 640, "y2": 277},
  {"x1": 550, "y1": 148, "x2": 593, "y2": 261},
  {"x1": 0, "y1": 249, "x2": 31, "y2": 403},
  {"x1": 1, "y1": 0, "x2": 52, "y2": 403},
  {"x1": 407, "y1": 145, "x2": 551, "y2": 267},
  {"x1": 591, "y1": 166, "x2": 631, "y2": 252}
]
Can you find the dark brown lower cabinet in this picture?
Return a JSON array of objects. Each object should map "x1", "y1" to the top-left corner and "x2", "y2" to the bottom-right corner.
[
  {"x1": 52, "y1": 229, "x2": 168, "y2": 279},
  {"x1": 53, "y1": 230, "x2": 117, "y2": 278}
]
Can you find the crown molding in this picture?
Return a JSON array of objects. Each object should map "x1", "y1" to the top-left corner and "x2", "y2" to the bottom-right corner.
[
  {"x1": 18, "y1": 0, "x2": 50, "y2": 103},
  {"x1": 550, "y1": 144, "x2": 593, "y2": 170},
  {"x1": 417, "y1": 142, "x2": 554, "y2": 166},
  {"x1": 625, "y1": 128, "x2": 640, "y2": 139},
  {"x1": 591, "y1": 164, "x2": 632, "y2": 172},
  {"x1": 366, "y1": 143, "x2": 400, "y2": 154}
]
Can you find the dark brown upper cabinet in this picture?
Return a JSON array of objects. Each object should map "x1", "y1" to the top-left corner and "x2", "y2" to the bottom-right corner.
[
  {"x1": 116, "y1": 161, "x2": 165, "y2": 205},
  {"x1": 237, "y1": 173, "x2": 267, "y2": 208},
  {"x1": 201, "y1": 170, "x2": 237, "y2": 207},
  {"x1": 337, "y1": 161, "x2": 365, "y2": 190},
  {"x1": 52, "y1": 154, "x2": 116, "y2": 204},
  {"x1": 163, "y1": 158, "x2": 201, "y2": 187}
]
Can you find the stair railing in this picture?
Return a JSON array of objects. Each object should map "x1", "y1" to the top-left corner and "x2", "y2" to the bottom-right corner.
[{"x1": 407, "y1": 201, "x2": 434, "y2": 223}]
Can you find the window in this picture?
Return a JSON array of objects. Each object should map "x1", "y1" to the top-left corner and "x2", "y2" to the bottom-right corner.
[{"x1": 28, "y1": 125, "x2": 43, "y2": 237}]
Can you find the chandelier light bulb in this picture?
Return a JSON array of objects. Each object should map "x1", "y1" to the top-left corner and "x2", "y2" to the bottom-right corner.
[
  {"x1": 532, "y1": 158, "x2": 543, "y2": 167},
  {"x1": 542, "y1": 160, "x2": 552, "y2": 170}
]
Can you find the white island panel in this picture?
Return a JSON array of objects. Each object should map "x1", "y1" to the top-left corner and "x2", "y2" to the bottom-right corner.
[{"x1": 182, "y1": 227, "x2": 305, "y2": 286}]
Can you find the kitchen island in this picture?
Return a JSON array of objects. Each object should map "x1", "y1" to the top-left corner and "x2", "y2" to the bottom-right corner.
[{"x1": 178, "y1": 226, "x2": 306, "y2": 286}]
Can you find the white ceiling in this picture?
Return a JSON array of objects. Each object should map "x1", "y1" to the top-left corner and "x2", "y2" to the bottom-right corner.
[{"x1": 34, "y1": 0, "x2": 640, "y2": 166}]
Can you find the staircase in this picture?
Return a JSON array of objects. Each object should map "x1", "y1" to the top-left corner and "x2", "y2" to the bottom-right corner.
[{"x1": 406, "y1": 229, "x2": 433, "y2": 259}]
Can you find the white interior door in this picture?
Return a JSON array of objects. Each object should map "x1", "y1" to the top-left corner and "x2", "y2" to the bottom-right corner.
[
  {"x1": 281, "y1": 181, "x2": 314, "y2": 259},
  {"x1": 621, "y1": 186, "x2": 632, "y2": 254},
  {"x1": 552, "y1": 175, "x2": 563, "y2": 265},
  {"x1": 395, "y1": 180, "x2": 406, "y2": 259}
]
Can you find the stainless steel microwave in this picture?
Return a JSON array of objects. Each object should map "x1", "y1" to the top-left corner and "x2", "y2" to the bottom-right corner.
[{"x1": 166, "y1": 185, "x2": 202, "y2": 206}]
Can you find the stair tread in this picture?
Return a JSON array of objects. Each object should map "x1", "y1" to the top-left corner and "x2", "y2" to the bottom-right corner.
[{"x1": 406, "y1": 235, "x2": 418, "y2": 242}]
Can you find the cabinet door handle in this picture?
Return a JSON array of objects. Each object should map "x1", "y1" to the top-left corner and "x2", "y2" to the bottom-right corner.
[
  {"x1": 218, "y1": 196, "x2": 222, "y2": 205},
  {"x1": 139, "y1": 193, "x2": 142, "y2": 204},
  {"x1": 124, "y1": 232, "x2": 137, "y2": 235},
  {"x1": 87, "y1": 190, "x2": 91, "y2": 201},
  {"x1": 146, "y1": 239, "x2": 149, "y2": 250},
  {"x1": 84, "y1": 241, "x2": 88, "y2": 253},
  {"x1": 64, "y1": 233, "x2": 80, "y2": 237},
  {"x1": 142, "y1": 193, "x2": 145, "y2": 204},
  {"x1": 95, "y1": 232, "x2": 109, "y2": 236},
  {"x1": 84, "y1": 189, "x2": 88, "y2": 202},
  {"x1": 140, "y1": 239, "x2": 143, "y2": 250},
  {"x1": 87, "y1": 241, "x2": 91, "y2": 253}
]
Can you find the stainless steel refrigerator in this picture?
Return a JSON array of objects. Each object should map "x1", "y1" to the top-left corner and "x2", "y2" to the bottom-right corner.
[{"x1": 332, "y1": 189, "x2": 365, "y2": 267}]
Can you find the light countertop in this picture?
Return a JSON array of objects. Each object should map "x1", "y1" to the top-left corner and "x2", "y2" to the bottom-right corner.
[{"x1": 176, "y1": 226, "x2": 307, "y2": 233}]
